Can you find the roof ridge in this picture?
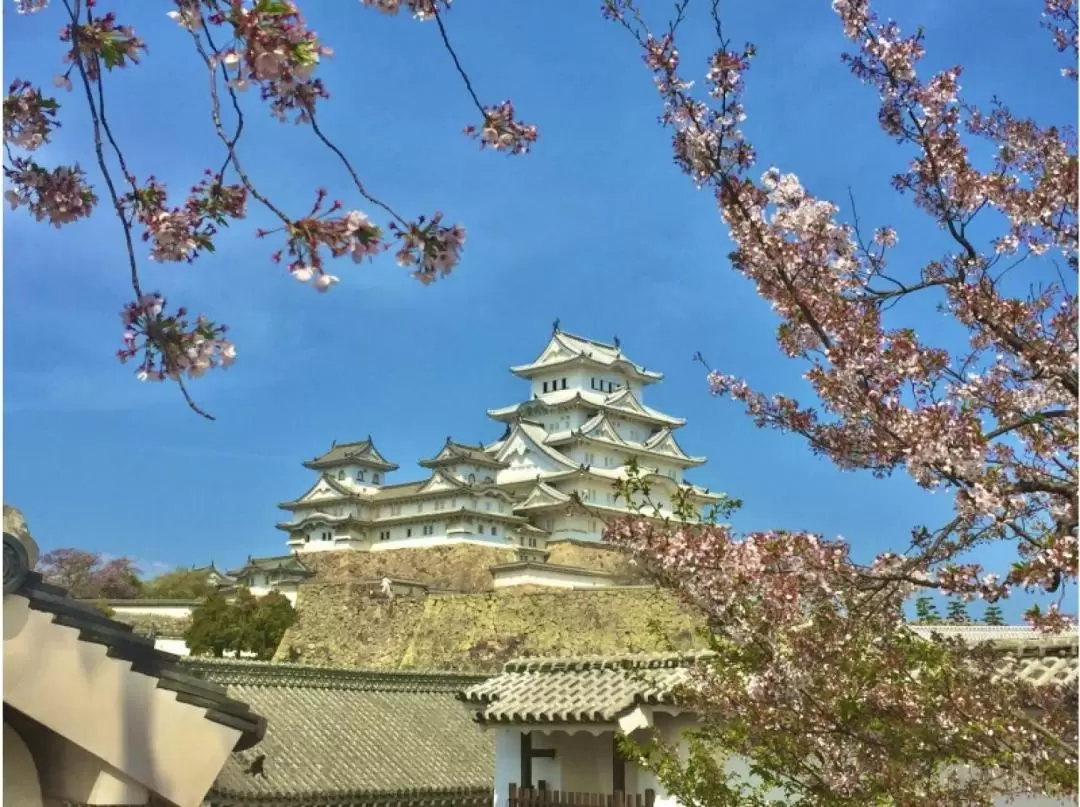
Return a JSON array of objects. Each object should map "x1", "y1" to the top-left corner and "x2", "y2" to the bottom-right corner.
[
  {"x1": 502, "y1": 650, "x2": 715, "y2": 673},
  {"x1": 183, "y1": 657, "x2": 491, "y2": 691},
  {"x1": 558, "y1": 330, "x2": 619, "y2": 352}
]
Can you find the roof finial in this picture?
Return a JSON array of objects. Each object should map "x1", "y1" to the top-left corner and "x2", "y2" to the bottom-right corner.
[
  {"x1": 331, "y1": 439, "x2": 337, "y2": 448},
  {"x1": 613, "y1": 335, "x2": 621, "y2": 351},
  {"x1": 552, "y1": 317, "x2": 561, "y2": 334}
]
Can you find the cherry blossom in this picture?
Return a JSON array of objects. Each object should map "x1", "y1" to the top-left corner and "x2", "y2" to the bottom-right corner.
[
  {"x1": 598, "y1": 1, "x2": 1077, "y2": 800},
  {"x1": 259, "y1": 189, "x2": 384, "y2": 290},
  {"x1": 122, "y1": 171, "x2": 248, "y2": 263},
  {"x1": 388, "y1": 213, "x2": 466, "y2": 284},
  {"x1": 118, "y1": 295, "x2": 235, "y2": 383},
  {"x1": 4, "y1": 157, "x2": 97, "y2": 226},
  {"x1": 206, "y1": 1, "x2": 333, "y2": 123},
  {"x1": 3, "y1": 80, "x2": 60, "y2": 150},
  {"x1": 464, "y1": 101, "x2": 539, "y2": 155}
]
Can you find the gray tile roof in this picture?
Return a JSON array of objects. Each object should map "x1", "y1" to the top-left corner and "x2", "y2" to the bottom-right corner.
[
  {"x1": 461, "y1": 634, "x2": 1079, "y2": 726},
  {"x1": 459, "y1": 653, "x2": 710, "y2": 725},
  {"x1": 304, "y1": 438, "x2": 399, "y2": 472},
  {"x1": 187, "y1": 658, "x2": 495, "y2": 807}
]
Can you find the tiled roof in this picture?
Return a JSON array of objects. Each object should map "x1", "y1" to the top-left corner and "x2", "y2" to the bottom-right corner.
[
  {"x1": 420, "y1": 439, "x2": 509, "y2": 470},
  {"x1": 304, "y1": 438, "x2": 399, "y2": 472},
  {"x1": 461, "y1": 632, "x2": 1078, "y2": 726},
  {"x1": 459, "y1": 652, "x2": 711, "y2": 725},
  {"x1": 909, "y1": 625, "x2": 1079, "y2": 687},
  {"x1": 188, "y1": 658, "x2": 495, "y2": 807},
  {"x1": 3, "y1": 532, "x2": 265, "y2": 750}
]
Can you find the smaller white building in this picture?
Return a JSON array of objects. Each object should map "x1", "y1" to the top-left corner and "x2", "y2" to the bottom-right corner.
[{"x1": 460, "y1": 642, "x2": 1078, "y2": 807}]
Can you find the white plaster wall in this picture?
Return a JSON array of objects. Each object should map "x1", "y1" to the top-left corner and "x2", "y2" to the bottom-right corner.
[
  {"x1": 637, "y1": 714, "x2": 1075, "y2": 807},
  {"x1": 110, "y1": 603, "x2": 194, "y2": 619},
  {"x1": 492, "y1": 568, "x2": 614, "y2": 590},
  {"x1": 370, "y1": 534, "x2": 514, "y2": 551},
  {"x1": 493, "y1": 728, "x2": 521, "y2": 807},
  {"x1": 4, "y1": 722, "x2": 44, "y2": 807},
  {"x1": 294, "y1": 536, "x2": 340, "y2": 553},
  {"x1": 153, "y1": 638, "x2": 191, "y2": 657}
]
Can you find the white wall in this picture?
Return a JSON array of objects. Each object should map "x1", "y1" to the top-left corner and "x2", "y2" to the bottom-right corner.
[
  {"x1": 370, "y1": 533, "x2": 514, "y2": 552},
  {"x1": 492, "y1": 567, "x2": 615, "y2": 590},
  {"x1": 110, "y1": 603, "x2": 194, "y2": 619},
  {"x1": 4, "y1": 723, "x2": 44, "y2": 807}
]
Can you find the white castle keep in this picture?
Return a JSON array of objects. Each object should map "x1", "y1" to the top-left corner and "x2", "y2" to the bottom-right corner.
[{"x1": 276, "y1": 328, "x2": 719, "y2": 555}]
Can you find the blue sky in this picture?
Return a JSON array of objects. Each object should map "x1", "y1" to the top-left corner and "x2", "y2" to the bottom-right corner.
[{"x1": 3, "y1": 2, "x2": 1074, "y2": 618}]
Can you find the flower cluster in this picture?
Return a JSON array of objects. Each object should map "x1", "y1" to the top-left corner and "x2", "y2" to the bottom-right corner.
[
  {"x1": 360, "y1": 0, "x2": 448, "y2": 21},
  {"x1": 3, "y1": 80, "x2": 60, "y2": 151},
  {"x1": 261, "y1": 189, "x2": 383, "y2": 291},
  {"x1": 4, "y1": 157, "x2": 97, "y2": 226},
  {"x1": 206, "y1": 1, "x2": 333, "y2": 123},
  {"x1": 388, "y1": 212, "x2": 466, "y2": 284},
  {"x1": 121, "y1": 171, "x2": 248, "y2": 263},
  {"x1": 463, "y1": 101, "x2": 538, "y2": 155},
  {"x1": 118, "y1": 294, "x2": 235, "y2": 381},
  {"x1": 1042, "y1": 0, "x2": 1079, "y2": 78},
  {"x1": 61, "y1": 11, "x2": 146, "y2": 81},
  {"x1": 15, "y1": 0, "x2": 48, "y2": 13}
]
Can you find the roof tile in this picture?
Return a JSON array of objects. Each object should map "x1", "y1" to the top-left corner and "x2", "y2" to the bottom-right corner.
[{"x1": 188, "y1": 659, "x2": 494, "y2": 806}]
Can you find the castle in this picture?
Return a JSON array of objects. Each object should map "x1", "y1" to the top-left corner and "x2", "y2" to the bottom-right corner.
[{"x1": 276, "y1": 328, "x2": 718, "y2": 556}]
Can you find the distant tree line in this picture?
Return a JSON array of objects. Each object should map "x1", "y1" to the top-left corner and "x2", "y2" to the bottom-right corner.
[
  {"x1": 914, "y1": 596, "x2": 1006, "y2": 626},
  {"x1": 38, "y1": 548, "x2": 219, "y2": 599}
]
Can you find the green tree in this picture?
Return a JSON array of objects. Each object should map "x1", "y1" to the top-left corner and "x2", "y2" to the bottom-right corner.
[
  {"x1": 984, "y1": 604, "x2": 1006, "y2": 626},
  {"x1": 142, "y1": 568, "x2": 216, "y2": 600},
  {"x1": 914, "y1": 597, "x2": 941, "y2": 624},
  {"x1": 242, "y1": 591, "x2": 298, "y2": 660},
  {"x1": 183, "y1": 589, "x2": 295, "y2": 660},
  {"x1": 946, "y1": 599, "x2": 971, "y2": 624},
  {"x1": 184, "y1": 593, "x2": 239, "y2": 658}
]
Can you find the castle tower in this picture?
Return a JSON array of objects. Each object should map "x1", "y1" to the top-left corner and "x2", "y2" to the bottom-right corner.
[{"x1": 276, "y1": 327, "x2": 717, "y2": 554}]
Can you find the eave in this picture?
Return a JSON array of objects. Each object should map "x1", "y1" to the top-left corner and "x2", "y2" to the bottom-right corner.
[
  {"x1": 302, "y1": 437, "x2": 399, "y2": 472},
  {"x1": 546, "y1": 431, "x2": 707, "y2": 468},
  {"x1": 275, "y1": 514, "x2": 370, "y2": 532},
  {"x1": 487, "y1": 392, "x2": 685, "y2": 428},
  {"x1": 418, "y1": 439, "x2": 508, "y2": 470},
  {"x1": 510, "y1": 354, "x2": 662, "y2": 385}
]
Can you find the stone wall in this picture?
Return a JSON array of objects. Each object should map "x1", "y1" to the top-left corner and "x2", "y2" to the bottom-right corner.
[
  {"x1": 275, "y1": 583, "x2": 706, "y2": 671},
  {"x1": 302, "y1": 544, "x2": 517, "y2": 592},
  {"x1": 543, "y1": 540, "x2": 644, "y2": 582}
]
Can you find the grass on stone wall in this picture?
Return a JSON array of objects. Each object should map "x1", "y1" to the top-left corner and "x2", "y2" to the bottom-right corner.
[{"x1": 274, "y1": 583, "x2": 707, "y2": 671}]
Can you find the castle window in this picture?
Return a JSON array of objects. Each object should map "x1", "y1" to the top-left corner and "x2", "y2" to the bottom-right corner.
[
  {"x1": 528, "y1": 538, "x2": 537, "y2": 547},
  {"x1": 357, "y1": 469, "x2": 366, "y2": 482},
  {"x1": 561, "y1": 378, "x2": 567, "y2": 390},
  {"x1": 468, "y1": 473, "x2": 476, "y2": 484},
  {"x1": 337, "y1": 470, "x2": 345, "y2": 480},
  {"x1": 373, "y1": 473, "x2": 381, "y2": 484},
  {"x1": 490, "y1": 526, "x2": 498, "y2": 536},
  {"x1": 418, "y1": 502, "x2": 425, "y2": 513},
  {"x1": 379, "y1": 530, "x2": 390, "y2": 541},
  {"x1": 406, "y1": 528, "x2": 413, "y2": 538},
  {"x1": 391, "y1": 504, "x2": 402, "y2": 516},
  {"x1": 435, "y1": 499, "x2": 444, "y2": 511},
  {"x1": 590, "y1": 378, "x2": 596, "y2": 389},
  {"x1": 542, "y1": 381, "x2": 549, "y2": 393}
]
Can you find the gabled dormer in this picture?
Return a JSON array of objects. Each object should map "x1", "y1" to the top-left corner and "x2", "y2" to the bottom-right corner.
[
  {"x1": 510, "y1": 328, "x2": 663, "y2": 400},
  {"x1": 418, "y1": 437, "x2": 507, "y2": 484},
  {"x1": 303, "y1": 436, "x2": 398, "y2": 488}
]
